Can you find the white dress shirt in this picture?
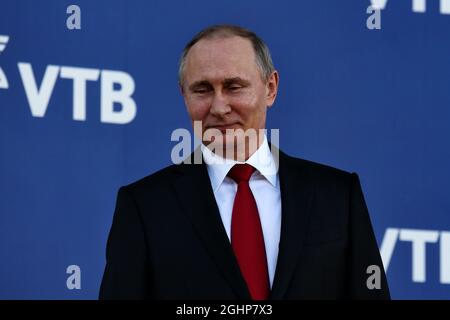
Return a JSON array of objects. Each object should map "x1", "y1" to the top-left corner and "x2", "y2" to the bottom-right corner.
[{"x1": 201, "y1": 136, "x2": 281, "y2": 288}]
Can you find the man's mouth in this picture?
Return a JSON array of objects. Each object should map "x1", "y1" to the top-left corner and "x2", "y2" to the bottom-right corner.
[{"x1": 205, "y1": 123, "x2": 241, "y2": 132}]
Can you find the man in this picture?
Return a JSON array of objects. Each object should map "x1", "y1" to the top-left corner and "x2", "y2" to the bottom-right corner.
[{"x1": 99, "y1": 25, "x2": 390, "y2": 299}]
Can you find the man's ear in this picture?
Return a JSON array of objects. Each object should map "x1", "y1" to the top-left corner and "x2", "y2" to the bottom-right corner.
[
  {"x1": 180, "y1": 83, "x2": 188, "y2": 105},
  {"x1": 179, "y1": 83, "x2": 185, "y2": 96},
  {"x1": 180, "y1": 83, "x2": 191, "y2": 111},
  {"x1": 266, "y1": 70, "x2": 279, "y2": 108}
]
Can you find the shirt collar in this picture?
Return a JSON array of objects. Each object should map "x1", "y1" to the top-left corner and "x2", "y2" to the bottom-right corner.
[{"x1": 201, "y1": 135, "x2": 278, "y2": 192}]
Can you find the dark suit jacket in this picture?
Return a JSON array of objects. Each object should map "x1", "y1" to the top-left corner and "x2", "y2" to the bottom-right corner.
[{"x1": 99, "y1": 149, "x2": 390, "y2": 299}]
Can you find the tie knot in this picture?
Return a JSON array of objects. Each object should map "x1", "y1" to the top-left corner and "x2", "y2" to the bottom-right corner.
[{"x1": 227, "y1": 164, "x2": 256, "y2": 183}]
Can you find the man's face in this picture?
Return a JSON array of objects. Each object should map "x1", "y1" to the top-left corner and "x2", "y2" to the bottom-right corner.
[{"x1": 181, "y1": 36, "x2": 278, "y2": 155}]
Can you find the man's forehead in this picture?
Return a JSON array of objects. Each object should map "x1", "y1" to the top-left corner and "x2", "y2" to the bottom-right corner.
[
  {"x1": 192, "y1": 35, "x2": 253, "y2": 50},
  {"x1": 184, "y1": 36, "x2": 258, "y2": 83},
  {"x1": 187, "y1": 36, "x2": 255, "y2": 64}
]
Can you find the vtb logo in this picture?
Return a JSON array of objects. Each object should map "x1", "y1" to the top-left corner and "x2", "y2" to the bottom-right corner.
[
  {"x1": 0, "y1": 34, "x2": 9, "y2": 54},
  {"x1": 0, "y1": 35, "x2": 137, "y2": 124},
  {"x1": 0, "y1": 35, "x2": 9, "y2": 89},
  {"x1": 371, "y1": 0, "x2": 450, "y2": 14},
  {"x1": 381, "y1": 228, "x2": 450, "y2": 284}
]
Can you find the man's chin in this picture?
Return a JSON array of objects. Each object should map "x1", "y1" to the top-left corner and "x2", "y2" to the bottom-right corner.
[
  {"x1": 204, "y1": 138, "x2": 248, "y2": 161},
  {"x1": 204, "y1": 136, "x2": 233, "y2": 151}
]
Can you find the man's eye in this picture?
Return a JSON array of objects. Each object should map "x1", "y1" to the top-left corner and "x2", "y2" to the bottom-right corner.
[
  {"x1": 229, "y1": 86, "x2": 242, "y2": 91},
  {"x1": 194, "y1": 89, "x2": 208, "y2": 94}
]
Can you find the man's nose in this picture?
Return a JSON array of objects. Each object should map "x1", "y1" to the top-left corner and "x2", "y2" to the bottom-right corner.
[{"x1": 210, "y1": 91, "x2": 231, "y2": 117}]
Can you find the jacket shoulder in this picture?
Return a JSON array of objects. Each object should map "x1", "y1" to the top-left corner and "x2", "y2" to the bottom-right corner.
[
  {"x1": 279, "y1": 150, "x2": 355, "y2": 184},
  {"x1": 120, "y1": 163, "x2": 182, "y2": 196}
]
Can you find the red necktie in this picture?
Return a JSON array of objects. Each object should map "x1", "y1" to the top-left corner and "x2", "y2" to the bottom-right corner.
[{"x1": 228, "y1": 164, "x2": 270, "y2": 300}]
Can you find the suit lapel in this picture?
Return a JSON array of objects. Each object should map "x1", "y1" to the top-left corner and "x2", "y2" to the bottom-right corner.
[
  {"x1": 270, "y1": 151, "x2": 315, "y2": 299},
  {"x1": 171, "y1": 151, "x2": 251, "y2": 299}
]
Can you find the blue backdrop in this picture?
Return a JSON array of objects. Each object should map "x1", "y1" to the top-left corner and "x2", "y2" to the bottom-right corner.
[{"x1": 0, "y1": 0, "x2": 449, "y2": 299}]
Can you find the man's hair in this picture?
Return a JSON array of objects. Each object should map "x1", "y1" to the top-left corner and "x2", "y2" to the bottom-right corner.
[{"x1": 178, "y1": 24, "x2": 275, "y2": 87}]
